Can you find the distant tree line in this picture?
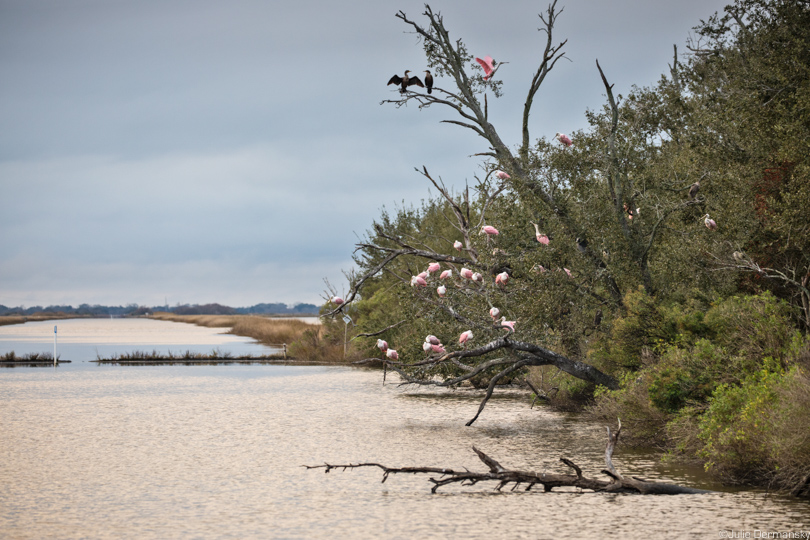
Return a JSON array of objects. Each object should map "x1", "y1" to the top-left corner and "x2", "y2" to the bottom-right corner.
[{"x1": 0, "y1": 302, "x2": 319, "y2": 317}]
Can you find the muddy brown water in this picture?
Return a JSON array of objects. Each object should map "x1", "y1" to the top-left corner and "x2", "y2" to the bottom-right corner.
[{"x1": 1, "y1": 320, "x2": 808, "y2": 538}]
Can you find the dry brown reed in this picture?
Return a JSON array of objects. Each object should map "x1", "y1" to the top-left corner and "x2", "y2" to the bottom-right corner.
[{"x1": 149, "y1": 312, "x2": 321, "y2": 348}]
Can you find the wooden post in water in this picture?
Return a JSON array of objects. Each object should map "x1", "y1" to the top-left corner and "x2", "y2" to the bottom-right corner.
[
  {"x1": 283, "y1": 343, "x2": 287, "y2": 360},
  {"x1": 53, "y1": 325, "x2": 57, "y2": 366}
]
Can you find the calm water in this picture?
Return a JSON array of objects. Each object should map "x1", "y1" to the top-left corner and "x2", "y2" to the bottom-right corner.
[{"x1": 1, "y1": 319, "x2": 808, "y2": 538}]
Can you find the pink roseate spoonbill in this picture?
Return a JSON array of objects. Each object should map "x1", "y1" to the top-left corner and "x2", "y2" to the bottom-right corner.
[
  {"x1": 439, "y1": 269, "x2": 452, "y2": 280},
  {"x1": 481, "y1": 225, "x2": 499, "y2": 236},
  {"x1": 427, "y1": 262, "x2": 441, "y2": 274},
  {"x1": 423, "y1": 341, "x2": 433, "y2": 352},
  {"x1": 704, "y1": 214, "x2": 717, "y2": 230},
  {"x1": 458, "y1": 330, "x2": 473, "y2": 347},
  {"x1": 376, "y1": 339, "x2": 388, "y2": 352},
  {"x1": 555, "y1": 132, "x2": 573, "y2": 147},
  {"x1": 331, "y1": 296, "x2": 344, "y2": 305},
  {"x1": 489, "y1": 307, "x2": 501, "y2": 320},
  {"x1": 688, "y1": 181, "x2": 700, "y2": 200},
  {"x1": 472, "y1": 272, "x2": 483, "y2": 282},
  {"x1": 460, "y1": 268, "x2": 473, "y2": 279},
  {"x1": 495, "y1": 271, "x2": 509, "y2": 285},
  {"x1": 453, "y1": 240, "x2": 463, "y2": 251},
  {"x1": 531, "y1": 222, "x2": 550, "y2": 245},
  {"x1": 417, "y1": 271, "x2": 428, "y2": 280},
  {"x1": 387, "y1": 70, "x2": 424, "y2": 93},
  {"x1": 564, "y1": 268, "x2": 572, "y2": 277},
  {"x1": 423, "y1": 70, "x2": 433, "y2": 94},
  {"x1": 425, "y1": 335, "x2": 440, "y2": 346},
  {"x1": 410, "y1": 275, "x2": 428, "y2": 287},
  {"x1": 437, "y1": 285, "x2": 446, "y2": 297},
  {"x1": 386, "y1": 348, "x2": 399, "y2": 360},
  {"x1": 495, "y1": 170, "x2": 510, "y2": 180},
  {"x1": 431, "y1": 344, "x2": 446, "y2": 354},
  {"x1": 475, "y1": 56, "x2": 495, "y2": 80},
  {"x1": 499, "y1": 317, "x2": 516, "y2": 332}
]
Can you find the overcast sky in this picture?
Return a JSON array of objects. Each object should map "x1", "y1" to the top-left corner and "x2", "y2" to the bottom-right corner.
[{"x1": 0, "y1": 0, "x2": 731, "y2": 308}]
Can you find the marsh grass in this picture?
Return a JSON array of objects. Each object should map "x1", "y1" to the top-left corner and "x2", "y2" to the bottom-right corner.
[
  {"x1": 149, "y1": 312, "x2": 317, "y2": 345},
  {"x1": 1, "y1": 351, "x2": 56, "y2": 362},
  {"x1": 0, "y1": 314, "x2": 84, "y2": 327},
  {"x1": 94, "y1": 349, "x2": 287, "y2": 362}
]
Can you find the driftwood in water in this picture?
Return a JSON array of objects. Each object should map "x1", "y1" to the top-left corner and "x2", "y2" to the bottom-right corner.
[{"x1": 305, "y1": 420, "x2": 712, "y2": 495}]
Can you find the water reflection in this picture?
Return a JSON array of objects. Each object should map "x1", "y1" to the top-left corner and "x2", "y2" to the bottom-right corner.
[{"x1": 1, "y1": 362, "x2": 808, "y2": 539}]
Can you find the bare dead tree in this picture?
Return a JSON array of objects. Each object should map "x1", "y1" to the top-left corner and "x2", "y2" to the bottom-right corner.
[{"x1": 305, "y1": 420, "x2": 712, "y2": 494}]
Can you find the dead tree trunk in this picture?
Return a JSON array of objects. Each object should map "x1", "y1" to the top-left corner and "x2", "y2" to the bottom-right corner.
[{"x1": 306, "y1": 420, "x2": 713, "y2": 495}]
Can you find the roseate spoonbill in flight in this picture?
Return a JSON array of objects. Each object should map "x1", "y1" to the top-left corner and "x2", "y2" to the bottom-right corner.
[
  {"x1": 386, "y1": 349, "x2": 399, "y2": 360},
  {"x1": 387, "y1": 70, "x2": 424, "y2": 93},
  {"x1": 481, "y1": 225, "x2": 499, "y2": 236},
  {"x1": 437, "y1": 285, "x2": 446, "y2": 297},
  {"x1": 331, "y1": 296, "x2": 344, "y2": 305},
  {"x1": 425, "y1": 335, "x2": 440, "y2": 345},
  {"x1": 459, "y1": 330, "x2": 473, "y2": 346},
  {"x1": 423, "y1": 70, "x2": 433, "y2": 94},
  {"x1": 376, "y1": 339, "x2": 388, "y2": 352},
  {"x1": 495, "y1": 272, "x2": 509, "y2": 285},
  {"x1": 704, "y1": 214, "x2": 717, "y2": 230},
  {"x1": 453, "y1": 240, "x2": 463, "y2": 251},
  {"x1": 531, "y1": 222, "x2": 550, "y2": 245},
  {"x1": 460, "y1": 268, "x2": 473, "y2": 279},
  {"x1": 689, "y1": 181, "x2": 700, "y2": 200},
  {"x1": 475, "y1": 56, "x2": 495, "y2": 80},
  {"x1": 555, "y1": 133, "x2": 573, "y2": 147},
  {"x1": 439, "y1": 269, "x2": 452, "y2": 279},
  {"x1": 495, "y1": 170, "x2": 510, "y2": 180},
  {"x1": 489, "y1": 307, "x2": 500, "y2": 320},
  {"x1": 427, "y1": 262, "x2": 441, "y2": 274},
  {"x1": 499, "y1": 317, "x2": 516, "y2": 332}
]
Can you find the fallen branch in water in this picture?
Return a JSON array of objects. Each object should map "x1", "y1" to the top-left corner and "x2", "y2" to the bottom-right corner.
[{"x1": 305, "y1": 420, "x2": 713, "y2": 495}]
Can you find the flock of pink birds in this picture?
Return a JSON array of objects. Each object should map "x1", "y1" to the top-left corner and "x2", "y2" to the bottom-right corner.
[{"x1": 334, "y1": 74, "x2": 720, "y2": 361}]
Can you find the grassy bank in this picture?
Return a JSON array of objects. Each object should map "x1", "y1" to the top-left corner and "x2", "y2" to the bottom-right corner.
[
  {"x1": 148, "y1": 312, "x2": 351, "y2": 363},
  {"x1": 0, "y1": 313, "x2": 89, "y2": 327}
]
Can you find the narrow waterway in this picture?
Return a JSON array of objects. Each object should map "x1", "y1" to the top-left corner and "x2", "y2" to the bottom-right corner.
[{"x1": 0, "y1": 320, "x2": 807, "y2": 538}]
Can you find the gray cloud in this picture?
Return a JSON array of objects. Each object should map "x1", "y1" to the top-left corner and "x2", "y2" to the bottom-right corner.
[{"x1": 0, "y1": 0, "x2": 731, "y2": 307}]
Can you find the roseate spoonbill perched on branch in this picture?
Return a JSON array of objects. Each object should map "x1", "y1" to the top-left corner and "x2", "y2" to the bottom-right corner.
[
  {"x1": 387, "y1": 70, "x2": 424, "y2": 93},
  {"x1": 423, "y1": 70, "x2": 433, "y2": 94},
  {"x1": 425, "y1": 335, "x2": 440, "y2": 346},
  {"x1": 431, "y1": 344, "x2": 446, "y2": 354},
  {"x1": 481, "y1": 225, "x2": 499, "y2": 236},
  {"x1": 331, "y1": 296, "x2": 344, "y2": 305},
  {"x1": 495, "y1": 272, "x2": 509, "y2": 285},
  {"x1": 410, "y1": 275, "x2": 428, "y2": 287},
  {"x1": 531, "y1": 222, "x2": 550, "y2": 245},
  {"x1": 376, "y1": 339, "x2": 388, "y2": 352},
  {"x1": 495, "y1": 170, "x2": 510, "y2": 180},
  {"x1": 437, "y1": 285, "x2": 446, "y2": 297},
  {"x1": 489, "y1": 307, "x2": 500, "y2": 320},
  {"x1": 423, "y1": 341, "x2": 432, "y2": 352},
  {"x1": 689, "y1": 181, "x2": 700, "y2": 200},
  {"x1": 472, "y1": 272, "x2": 483, "y2": 282},
  {"x1": 453, "y1": 240, "x2": 463, "y2": 251},
  {"x1": 499, "y1": 317, "x2": 516, "y2": 332},
  {"x1": 386, "y1": 349, "x2": 399, "y2": 360},
  {"x1": 427, "y1": 262, "x2": 441, "y2": 274},
  {"x1": 475, "y1": 56, "x2": 495, "y2": 79},
  {"x1": 439, "y1": 269, "x2": 452, "y2": 280},
  {"x1": 564, "y1": 268, "x2": 572, "y2": 277},
  {"x1": 704, "y1": 214, "x2": 717, "y2": 230},
  {"x1": 459, "y1": 330, "x2": 473, "y2": 347},
  {"x1": 555, "y1": 133, "x2": 573, "y2": 147},
  {"x1": 460, "y1": 268, "x2": 473, "y2": 279}
]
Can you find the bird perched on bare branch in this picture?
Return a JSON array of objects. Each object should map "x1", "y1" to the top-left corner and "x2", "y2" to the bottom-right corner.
[
  {"x1": 387, "y1": 70, "x2": 424, "y2": 93},
  {"x1": 423, "y1": 70, "x2": 433, "y2": 94}
]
